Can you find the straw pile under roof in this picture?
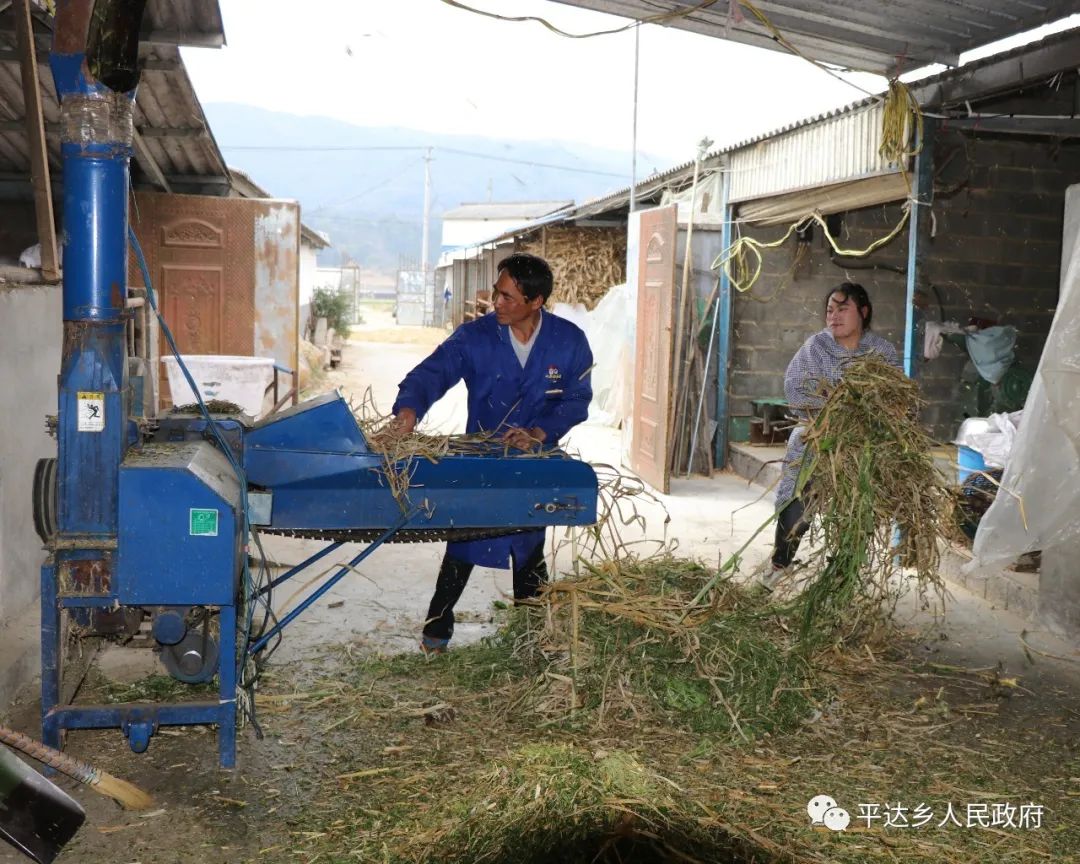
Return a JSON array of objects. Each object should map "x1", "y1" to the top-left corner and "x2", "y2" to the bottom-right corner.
[{"x1": 519, "y1": 225, "x2": 626, "y2": 310}]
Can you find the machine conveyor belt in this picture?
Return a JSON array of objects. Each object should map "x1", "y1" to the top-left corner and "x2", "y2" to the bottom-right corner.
[{"x1": 259, "y1": 525, "x2": 537, "y2": 544}]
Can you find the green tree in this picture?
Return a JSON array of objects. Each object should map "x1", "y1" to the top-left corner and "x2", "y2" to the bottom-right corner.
[{"x1": 310, "y1": 287, "x2": 353, "y2": 335}]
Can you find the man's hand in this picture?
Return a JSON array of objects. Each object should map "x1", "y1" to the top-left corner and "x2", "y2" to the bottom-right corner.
[
  {"x1": 389, "y1": 407, "x2": 417, "y2": 435},
  {"x1": 373, "y1": 407, "x2": 416, "y2": 446},
  {"x1": 502, "y1": 426, "x2": 546, "y2": 451}
]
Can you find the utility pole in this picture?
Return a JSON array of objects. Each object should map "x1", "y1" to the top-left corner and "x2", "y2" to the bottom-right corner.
[
  {"x1": 630, "y1": 23, "x2": 640, "y2": 213},
  {"x1": 421, "y1": 146, "x2": 433, "y2": 285}
]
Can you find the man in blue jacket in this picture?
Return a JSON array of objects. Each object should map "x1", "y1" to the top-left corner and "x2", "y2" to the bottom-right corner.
[{"x1": 388, "y1": 253, "x2": 593, "y2": 653}]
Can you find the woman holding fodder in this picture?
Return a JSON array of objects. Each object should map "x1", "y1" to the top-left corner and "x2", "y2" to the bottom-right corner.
[{"x1": 759, "y1": 282, "x2": 901, "y2": 591}]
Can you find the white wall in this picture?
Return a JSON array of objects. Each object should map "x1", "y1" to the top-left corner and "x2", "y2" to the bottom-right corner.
[
  {"x1": 299, "y1": 243, "x2": 319, "y2": 311},
  {"x1": 442, "y1": 218, "x2": 531, "y2": 250},
  {"x1": 298, "y1": 244, "x2": 320, "y2": 338},
  {"x1": 0, "y1": 284, "x2": 61, "y2": 706}
]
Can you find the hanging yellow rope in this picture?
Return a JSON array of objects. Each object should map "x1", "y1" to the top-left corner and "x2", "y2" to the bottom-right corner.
[
  {"x1": 711, "y1": 207, "x2": 911, "y2": 295},
  {"x1": 879, "y1": 79, "x2": 923, "y2": 163}
]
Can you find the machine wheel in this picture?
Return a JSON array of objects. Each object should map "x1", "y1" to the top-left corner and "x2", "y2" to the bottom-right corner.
[{"x1": 33, "y1": 458, "x2": 57, "y2": 544}]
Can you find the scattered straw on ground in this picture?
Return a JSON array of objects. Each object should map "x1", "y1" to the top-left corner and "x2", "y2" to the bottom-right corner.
[{"x1": 243, "y1": 555, "x2": 1077, "y2": 864}]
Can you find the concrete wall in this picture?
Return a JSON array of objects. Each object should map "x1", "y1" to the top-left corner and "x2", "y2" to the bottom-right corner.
[
  {"x1": 0, "y1": 283, "x2": 61, "y2": 707},
  {"x1": 728, "y1": 125, "x2": 1080, "y2": 441}
]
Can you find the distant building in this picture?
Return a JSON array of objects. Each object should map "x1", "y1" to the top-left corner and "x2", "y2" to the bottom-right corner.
[{"x1": 440, "y1": 201, "x2": 573, "y2": 252}]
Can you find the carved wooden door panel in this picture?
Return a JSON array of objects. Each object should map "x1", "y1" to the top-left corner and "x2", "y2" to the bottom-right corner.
[
  {"x1": 163, "y1": 266, "x2": 223, "y2": 355},
  {"x1": 154, "y1": 214, "x2": 228, "y2": 408},
  {"x1": 630, "y1": 205, "x2": 677, "y2": 494}
]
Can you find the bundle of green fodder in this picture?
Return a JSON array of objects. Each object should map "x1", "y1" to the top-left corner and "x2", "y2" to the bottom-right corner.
[
  {"x1": 491, "y1": 557, "x2": 817, "y2": 742},
  {"x1": 791, "y1": 354, "x2": 954, "y2": 641}
]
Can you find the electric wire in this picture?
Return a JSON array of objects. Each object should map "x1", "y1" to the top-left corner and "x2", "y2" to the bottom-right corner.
[
  {"x1": 736, "y1": 0, "x2": 881, "y2": 97},
  {"x1": 438, "y1": 0, "x2": 721, "y2": 39},
  {"x1": 220, "y1": 143, "x2": 627, "y2": 179},
  {"x1": 712, "y1": 207, "x2": 911, "y2": 295},
  {"x1": 128, "y1": 223, "x2": 274, "y2": 736}
]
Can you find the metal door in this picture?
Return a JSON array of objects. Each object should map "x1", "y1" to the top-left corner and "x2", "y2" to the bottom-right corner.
[
  {"x1": 631, "y1": 205, "x2": 677, "y2": 494},
  {"x1": 396, "y1": 269, "x2": 426, "y2": 326}
]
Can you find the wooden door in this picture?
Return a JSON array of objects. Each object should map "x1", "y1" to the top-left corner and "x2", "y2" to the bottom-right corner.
[{"x1": 631, "y1": 205, "x2": 677, "y2": 494}]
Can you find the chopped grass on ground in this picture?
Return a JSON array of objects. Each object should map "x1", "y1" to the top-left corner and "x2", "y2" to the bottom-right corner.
[{"x1": 245, "y1": 555, "x2": 1077, "y2": 864}]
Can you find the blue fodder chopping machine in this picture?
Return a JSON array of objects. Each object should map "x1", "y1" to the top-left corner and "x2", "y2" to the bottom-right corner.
[{"x1": 34, "y1": 0, "x2": 597, "y2": 769}]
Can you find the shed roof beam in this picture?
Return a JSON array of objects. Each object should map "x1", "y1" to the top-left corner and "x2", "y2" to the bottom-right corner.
[
  {"x1": 913, "y1": 29, "x2": 1080, "y2": 107},
  {"x1": 137, "y1": 125, "x2": 205, "y2": 138},
  {"x1": 165, "y1": 173, "x2": 231, "y2": 187},
  {"x1": 943, "y1": 116, "x2": 1080, "y2": 136},
  {"x1": 139, "y1": 29, "x2": 224, "y2": 49},
  {"x1": 132, "y1": 130, "x2": 170, "y2": 192},
  {"x1": 140, "y1": 57, "x2": 181, "y2": 71}
]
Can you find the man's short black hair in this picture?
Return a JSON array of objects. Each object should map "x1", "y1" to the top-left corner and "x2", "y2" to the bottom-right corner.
[
  {"x1": 825, "y1": 281, "x2": 873, "y2": 329},
  {"x1": 497, "y1": 253, "x2": 553, "y2": 304}
]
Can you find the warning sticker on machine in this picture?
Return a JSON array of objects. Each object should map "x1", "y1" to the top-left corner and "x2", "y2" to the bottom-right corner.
[
  {"x1": 189, "y1": 508, "x2": 219, "y2": 537},
  {"x1": 77, "y1": 392, "x2": 105, "y2": 432}
]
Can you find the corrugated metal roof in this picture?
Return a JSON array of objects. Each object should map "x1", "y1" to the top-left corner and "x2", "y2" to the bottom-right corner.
[
  {"x1": 548, "y1": 0, "x2": 1080, "y2": 77},
  {"x1": 728, "y1": 101, "x2": 899, "y2": 201},
  {"x1": 143, "y1": 0, "x2": 226, "y2": 48},
  {"x1": 0, "y1": 1, "x2": 228, "y2": 193},
  {"x1": 560, "y1": 25, "x2": 1080, "y2": 217},
  {"x1": 441, "y1": 200, "x2": 574, "y2": 220}
]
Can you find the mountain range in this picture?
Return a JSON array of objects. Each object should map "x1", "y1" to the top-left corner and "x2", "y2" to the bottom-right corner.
[{"x1": 203, "y1": 103, "x2": 663, "y2": 273}]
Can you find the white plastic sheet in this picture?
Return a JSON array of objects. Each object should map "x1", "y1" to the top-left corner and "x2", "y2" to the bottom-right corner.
[
  {"x1": 972, "y1": 185, "x2": 1080, "y2": 565},
  {"x1": 955, "y1": 411, "x2": 1023, "y2": 470},
  {"x1": 162, "y1": 354, "x2": 275, "y2": 418},
  {"x1": 552, "y1": 284, "x2": 632, "y2": 427}
]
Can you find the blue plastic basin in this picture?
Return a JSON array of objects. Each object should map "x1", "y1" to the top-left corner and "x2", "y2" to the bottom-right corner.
[{"x1": 957, "y1": 444, "x2": 986, "y2": 484}]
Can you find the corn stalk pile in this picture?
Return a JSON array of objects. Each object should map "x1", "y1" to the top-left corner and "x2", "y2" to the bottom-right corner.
[{"x1": 518, "y1": 226, "x2": 626, "y2": 310}]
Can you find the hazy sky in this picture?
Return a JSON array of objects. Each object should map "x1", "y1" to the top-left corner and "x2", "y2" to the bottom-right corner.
[{"x1": 181, "y1": 0, "x2": 888, "y2": 166}]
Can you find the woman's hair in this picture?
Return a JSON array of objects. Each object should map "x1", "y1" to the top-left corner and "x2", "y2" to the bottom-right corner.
[{"x1": 825, "y1": 282, "x2": 873, "y2": 329}]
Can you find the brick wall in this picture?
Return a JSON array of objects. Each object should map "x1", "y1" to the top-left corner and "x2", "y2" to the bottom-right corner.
[
  {"x1": 727, "y1": 124, "x2": 1080, "y2": 441},
  {"x1": 920, "y1": 131, "x2": 1080, "y2": 435},
  {"x1": 728, "y1": 204, "x2": 907, "y2": 425}
]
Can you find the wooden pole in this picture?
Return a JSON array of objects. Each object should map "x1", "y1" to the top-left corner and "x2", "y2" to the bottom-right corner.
[{"x1": 15, "y1": 0, "x2": 59, "y2": 281}]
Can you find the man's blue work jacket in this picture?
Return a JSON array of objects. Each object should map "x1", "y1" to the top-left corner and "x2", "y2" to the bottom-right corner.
[{"x1": 392, "y1": 308, "x2": 593, "y2": 568}]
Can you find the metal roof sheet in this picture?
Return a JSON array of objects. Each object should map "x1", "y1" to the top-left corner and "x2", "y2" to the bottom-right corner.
[
  {"x1": 0, "y1": 1, "x2": 227, "y2": 192},
  {"x1": 441, "y1": 200, "x2": 575, "y2": 220},
  {"x1": 228, "y1": 167, "x2": 332, "y2": 249},
  {"x1": 547, "y1": 0, "x2": 1080, "y2": 77},
  {"x1": 559, "y1": 25, "x2": 1080, "y2": 217}
]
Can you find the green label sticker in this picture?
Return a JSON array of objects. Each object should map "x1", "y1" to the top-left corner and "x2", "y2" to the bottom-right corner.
[{"x1": 189, "y1": 508, "x2": 219, "y2": 537}]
